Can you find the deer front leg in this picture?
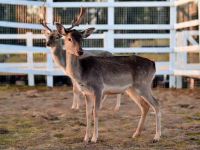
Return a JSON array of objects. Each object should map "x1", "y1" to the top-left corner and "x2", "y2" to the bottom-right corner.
[
  {"x1": 72, "y1": 83, "x2": 81, "y2": 110},
  {"x1": 84, "y1": 94, "x2": 93, "y2": 143},
  {"x1": 91, "y1": 106, "x2": 99, "y2": 143},
  {"x1": 91, "y1": 93, "x2": 101, "y2": 143}
]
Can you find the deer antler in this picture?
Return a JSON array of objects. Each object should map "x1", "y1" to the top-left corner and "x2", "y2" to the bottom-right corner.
[
  {"x1": 65, "y1": 8, "x2": 86, "y2": 31},
  {"x1": 40, "y1": 20, "x2": 52, "y2": 32},
  {"x1": 40, "y1": 1, "x2": 52, "y2": 32}
]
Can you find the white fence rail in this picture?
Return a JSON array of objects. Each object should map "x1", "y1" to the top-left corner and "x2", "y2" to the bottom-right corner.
[
  {"x1": 0, "y1": 32, "x2": 170, "y2": 86},
  {"x1": 0, "y1": 0, "x2": 172, "y2": 7},
  {"x1": 0, "y1": 0, "x2": 199, "y2": 88}
]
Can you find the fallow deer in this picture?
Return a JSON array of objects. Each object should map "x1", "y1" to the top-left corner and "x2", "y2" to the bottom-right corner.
[
  {"x1": 55, "y1": 8, "x2": 161, "y2": 143},
  {"x1": 41, "y1": 21, "x2": 121, "y2": 111}
]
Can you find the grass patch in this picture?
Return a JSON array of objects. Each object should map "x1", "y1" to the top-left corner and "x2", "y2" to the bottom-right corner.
[
  {"x1": 0, "y1": 133, "x2": 18, "y2": 146},
  {"x1": 0, "y1": 117, "x2": 42, "y2": 148},
  {"x1": 194, "y1": 112, "x2": 200, "y2": 117},
  {"x1": 0, "y1": 85, "x2": 57, "y2": 92},
  {"x1": 187, "y1": 132, "x2": 200, "y2": 136},
  {"x1": 0, "y1": 85, "x2": 72, "y2": 92},
  {"x1": 186, "y1": 113, "x2": 200, "y2": 124},
  {"x1": 0, "y1": 85, "x2": 47, "y2": 91},
  {"x1": 54, "y1": 133, "x2": 64, "y2": 138},
  {"x1": 175, "y1": 141, "x2": 189, "y2": 149},
  {"x1": 187, "y1": 132, "x2": 200, "y2": 145}
]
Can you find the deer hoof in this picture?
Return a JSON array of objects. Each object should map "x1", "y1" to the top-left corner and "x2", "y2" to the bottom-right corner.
[
  {"x1": 114, "y1": 106, "x2": 120, "y2": 112},
  {"x1": 152, "y1": 139, "x2": 159, "y2": 143},
  {"x1": 100, "y1": 105, "x2": 103, "y2": 110},
  {"x1": 75, "y1": 106, "x2": 79, "y2": 110},
  {"x1": 84, "y1": 136, "x2": 89, "y2": 144},
  {"x1": 71, "y1": 105, "x2": 76, "y2": 110},
  {"x1": 132, "y1": 132, "x2": 140, "y2": 138},
  {"x1": 152, "y1": 134, "x2": 160, "y2": 143},
  {"x1": 91, "y1": 136, "x2": 97, "y2": 143}
]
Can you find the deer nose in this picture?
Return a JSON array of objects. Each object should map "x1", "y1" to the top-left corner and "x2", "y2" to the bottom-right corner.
[
  {"x1": 78, "y1": 51, "x2": 83, "y2": 56},
  {"x1": 46, "y1": 42, "x2": 50, "y2": 47}
]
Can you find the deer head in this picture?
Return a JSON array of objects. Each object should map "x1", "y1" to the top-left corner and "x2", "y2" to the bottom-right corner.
[
  {"x1": 40, "y1": 2, "x2": 62, "y2": 47},
  {"x1": 41, "y1": 20, "x2": 62, "y2": 47},
  {"x1": 55, "y1": 8, "x2": 95, "y2": 56}
]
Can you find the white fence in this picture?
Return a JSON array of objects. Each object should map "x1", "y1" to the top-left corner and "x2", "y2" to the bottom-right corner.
[
  {"x1": 173, "y1": 0, "x2": 200, "y2": 88},
  {"x1": 0, "y1": 0, "x2": 199, "y2": 88},
  {"x1": 0, "y1": 32, "x2": 170, "y2": 87}
]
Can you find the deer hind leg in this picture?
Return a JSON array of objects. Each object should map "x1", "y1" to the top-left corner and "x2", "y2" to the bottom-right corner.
[
  {"x1": 72, "y1": 84, "x2": 81, "y2": 110},
  {"x1": 100, "y1": 94, "x2": 121, "y2": 111},
  {"x1": 126, "y1": 88, "x2": 149, "y2": 138},
  {"x1": 99, "y1": 95, "x2": 107, "y2": 110},
  {"x1": 140, "y1": 88, "x2": 161, "y2": 143},
  {"x1": 84, "y1": 94, "x2": 94, "y2": 143},
  {"x1": 114, "y1": 94, "x2": 121, "y2": 112}
]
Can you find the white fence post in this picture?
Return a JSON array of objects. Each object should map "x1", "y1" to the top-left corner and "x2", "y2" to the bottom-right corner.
[
  {"x1": 179, "y1": 31, "x2": 187, "y2": 88},
  {"x1": 175, "y1": 31, "x2": 186, "y2": 88},
  {"x1": 176, "y1": 76, "x2": 182, "y2": 88},
  {"x1": 169, "y1": 0, "x2": 176, "y2": 88},
  {"x1": 189, "y1": 78, "x2": 195, "y2": 89},
  {"x1": 103, "y1": 32, "x2": 108, "y2": 50},
  {"x1": 198, "y1": 0, "x2": 200, "y2": 62},
  {"x1": 46, "y1": 0, "x2": 53, "y2": 87},
  {"x1": 107, "y1": 0, "x2": 114, "y2": 53},
  {"x1": 26, "y1": 32, "x2": 34, "y2": 86},
  {"x1": 47, "y1": 52, "x2": 53, "y2": 87}
]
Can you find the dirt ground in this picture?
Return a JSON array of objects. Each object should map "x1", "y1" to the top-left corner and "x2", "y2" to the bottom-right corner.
[{"x1": 0, "y1": 86, "x2": 200, "y2": 150}]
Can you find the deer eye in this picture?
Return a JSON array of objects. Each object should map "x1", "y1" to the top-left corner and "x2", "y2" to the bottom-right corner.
[{"x1": 68, "y1": 38, "x2": 72, "y2": 42}]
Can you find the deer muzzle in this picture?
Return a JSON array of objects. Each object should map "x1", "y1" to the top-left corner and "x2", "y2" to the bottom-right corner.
[{"x1": 77, "y1": 49, "x2": 83, "y2": 56}]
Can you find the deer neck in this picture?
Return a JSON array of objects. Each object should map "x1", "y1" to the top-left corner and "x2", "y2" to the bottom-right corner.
[
  {"x1": 50, "y1": 41, "x2": 66, "y2": 70},
  {"x1": 66, "y1": 51, "x2": 81, "y2": 80}
]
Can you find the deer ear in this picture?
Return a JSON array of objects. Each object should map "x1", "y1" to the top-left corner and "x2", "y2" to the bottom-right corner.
[
  {"x1": 55, "y1": 22, "x2": 66, "y2": 35},
  {"x1": 55, "y1": 32, "x2": 63, "y2": 39},
  {"x1": 81, "y1": 28, "x2": 95, "y2": 38}
]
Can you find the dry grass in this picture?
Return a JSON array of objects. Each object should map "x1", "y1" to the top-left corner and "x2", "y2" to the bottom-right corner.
[{"x1": 0, "y1": 86, "x2": 200, "y2": 150}]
